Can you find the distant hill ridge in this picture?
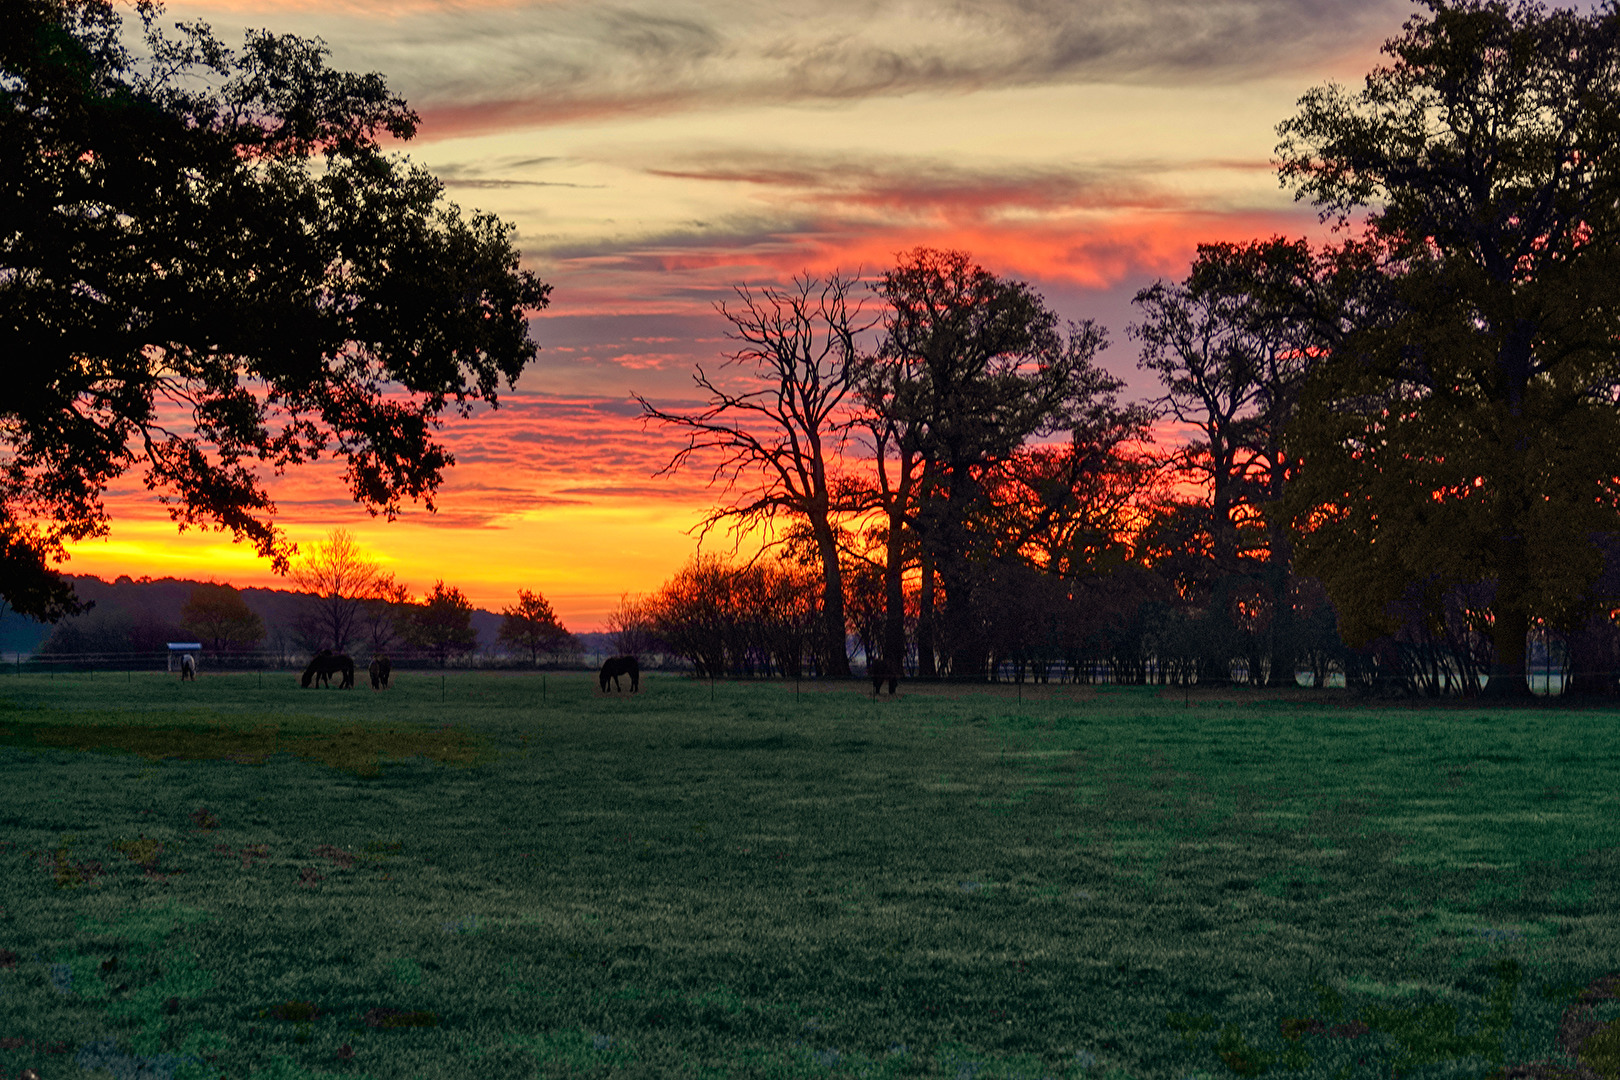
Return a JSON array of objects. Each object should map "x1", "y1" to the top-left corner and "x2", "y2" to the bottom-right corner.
[{"x1": 0, "y1": 573, "x2": 611, "y2": 658}]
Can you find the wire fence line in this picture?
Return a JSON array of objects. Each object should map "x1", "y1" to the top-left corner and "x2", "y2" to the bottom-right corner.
[
  {"x1": 0, "y1": 649, "x2": 1578, "y2": 697},
  {"x1": 2, "y1": 650, "x2": 604, "y2": 674}
]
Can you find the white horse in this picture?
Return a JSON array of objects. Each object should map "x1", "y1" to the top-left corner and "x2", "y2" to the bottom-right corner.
[{"x1": 179, "y1": 654, "x2": 197, "y2": 681}]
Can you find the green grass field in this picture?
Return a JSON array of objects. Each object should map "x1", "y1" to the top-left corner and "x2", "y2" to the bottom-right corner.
[{"x1": 1, "y1": 671, "x2": 1617, "y2": 1080}]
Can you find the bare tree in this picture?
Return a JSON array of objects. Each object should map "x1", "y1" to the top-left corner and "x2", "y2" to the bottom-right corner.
[
  {"x1": 606, "y1": 593, "x2": 660, "y2": 658},
  {"x1": 288, "y1": 528, "x2": 383, "y2": 652},
  {"x1": 361, "y1": 574, "x2": 411, "y2": 656},
  {"x1": 853, "y1": 342, "x2": 928, "y2": 676},
  {"x1": 1129, "y1": 238, "x2": 1321, "y2": 685},
  {"x1": 635, "y1": 272, "x2": 872, "y2": 678}
]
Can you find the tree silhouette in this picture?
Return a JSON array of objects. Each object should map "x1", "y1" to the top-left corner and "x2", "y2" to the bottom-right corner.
[
  {"x1": 498, "y1": 589, "x2": 574, "y2": 665},
  {"x1": 289, "y1": 529, "x2": 382, "y2": 652},
  {"x1": 853, "y1": 319, "x2": 930, "y2": 676},
  {"x1": 1277, "y1": 0, "x2": 1620, "y2": 695},
  {"x1": 636, "y1": 273, "x2": 870, "y2": 678},
  {"x1": 408, "y1": 581, "x2": 478, "y2": 666},
  {"x1": 870, "y1": 248, "x2": 1114, "y2": 678},
  {"x1": 181, "y1": 583, "x2": 265, "y2": 651},
  {"x1": 1, "y1": 0, "x2": 550, "y2": 619},
  {"x1": 1131, "y1": 237, "x2": 1323, "y2": 686},
  {"x1": 360, "y1": 575, "x2": 412, "y2": 655},
  {"x1": 606, "y1": 593, "x2": 660, "y2": 658}
]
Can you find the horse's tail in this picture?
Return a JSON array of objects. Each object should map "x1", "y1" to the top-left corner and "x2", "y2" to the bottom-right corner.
[{"x1": 340, "y1": 657, "x2": 355, "y2": 689}]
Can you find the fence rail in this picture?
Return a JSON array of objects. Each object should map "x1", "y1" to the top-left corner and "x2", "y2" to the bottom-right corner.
[
  {"x1": 0, "y1": 650, "x2": 1581, "y2": 696},
  {"x1": 1, "y1": 650, "x2": 693, "y2": 674}
]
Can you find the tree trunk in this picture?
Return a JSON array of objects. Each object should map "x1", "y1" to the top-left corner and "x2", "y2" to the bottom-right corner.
[
  {"x1": 942, "y1": 566, "x2": 983, "y2": 680},
  {"x1": 938, "y1": 470, "x2": 983, "y2": 679},
  {"x1": 1199, "y1": 577, "x2": 1235, "y2": 687},
  {"x1": 1485, "y1": 606, "x2": 1530, "y2": 698},
  {"x1": 882, "y1": 508, "x2": 907, "y2": 673},
  {"x1": 1484, "y1": 542, "x2": 1531, "y2": 698},
  {"x1": 813, "y1": 520, "x2": 852, "y2": 677},
  {"x1": 917, "y1": 547, "x2": 937, "y2": 679},
  {"x1": 1263, "y1": 547, "x2": 1297, "y2": 689}
]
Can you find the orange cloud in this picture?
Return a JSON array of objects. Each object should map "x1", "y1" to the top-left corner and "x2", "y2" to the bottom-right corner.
[{"x1": 538, "y1": 203, "x2": 1327, "y2": 318}]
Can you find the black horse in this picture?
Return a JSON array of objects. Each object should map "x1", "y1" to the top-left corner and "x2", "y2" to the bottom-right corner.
[
  {"x1": 369, "y1": 654, "x2": 392, "y2": 690},
  {"x1": 869, "y1": 658, "x2": 899, "y2": 695},
  {"x1": 599, "y1": 655, "x2": 640, "y2": 693},
  {"x1": 302, "y1": 650, "x2": 355, "y2": 689}
]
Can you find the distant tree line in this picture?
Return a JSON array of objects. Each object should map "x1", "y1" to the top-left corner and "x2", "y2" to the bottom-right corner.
[
  {"x1": 31, "y1": 529, "x2": 581, "y2": 668},
  {"x1": 633, "y1": 0, "x2": 1620, "y2": 698}
]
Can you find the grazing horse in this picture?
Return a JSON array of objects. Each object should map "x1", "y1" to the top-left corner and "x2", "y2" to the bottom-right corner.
[
  {"x1": 179, "y1": 654, "x2": 196, "y2": 681},
  {"x1": 599, "y1": 655, "x2": 640, "y2": 693},
  {"x1": 868, "y1": 658, "x2": 899, "y2": 696},
  {"x1": 369, "y1": 654, "x2": 391, "y2": 690},
  {"x1": 301, "y1": 650, "x2": 355, "y2": 689}
]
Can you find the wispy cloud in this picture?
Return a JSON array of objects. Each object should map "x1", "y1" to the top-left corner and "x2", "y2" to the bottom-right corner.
[
  {"x1": 190, "y1": 0, "x2": 1405, "y2": 133},
  {"x1": 643, "y1": 154, "x2": 1163, "y2": 217}
]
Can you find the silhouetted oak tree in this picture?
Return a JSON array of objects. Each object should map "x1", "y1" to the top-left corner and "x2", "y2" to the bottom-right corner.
[
  {"x1": 1, "y1": 0, "x2": 551, "y2": 619},
  {"x1": 870, "y1": 248, "x2": 1113, "y2": 678},
  {"x1": 1277, "y1": 0, "x2": 1620, "y2": 695},
  {"x1": 1131, "y1": 237, "x2": 1325, "y2": 686}
]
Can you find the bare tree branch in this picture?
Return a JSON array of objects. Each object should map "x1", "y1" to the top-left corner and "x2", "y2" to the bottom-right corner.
[{"x1": 635, "y1": 271, "x2": 876, "y2": 676}]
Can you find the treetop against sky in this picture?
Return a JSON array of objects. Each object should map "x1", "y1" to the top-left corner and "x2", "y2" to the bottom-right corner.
[{"x1": 48, "y1": 0, "x2": 1586, "y2": 631}]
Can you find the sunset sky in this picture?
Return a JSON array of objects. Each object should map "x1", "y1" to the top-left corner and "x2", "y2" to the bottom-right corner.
[{"x1": 65, "y1": 0, "x2": 1421, "y2": 630}]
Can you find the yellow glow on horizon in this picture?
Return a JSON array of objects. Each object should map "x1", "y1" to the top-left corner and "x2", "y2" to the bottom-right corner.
[{"x1": 56, "y1": 496, "x2": 746, "y2": 632}]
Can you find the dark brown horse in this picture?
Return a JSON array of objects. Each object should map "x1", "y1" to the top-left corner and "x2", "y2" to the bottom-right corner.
[
  {"x1": 302, "y1": 650, "x2": 355, "y2": 689},
  {"x1": 869, "y1": 658, "x2": 899, "y2": 695},
  {"x1": 599, "y1": 656, "x2": 640, "y2": 693},
  {"x1": 369, "y1": 654, "x2": 391, "y2": 690}
]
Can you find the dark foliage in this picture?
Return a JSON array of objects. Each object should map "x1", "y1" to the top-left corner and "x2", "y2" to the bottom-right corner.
[{"x1": 1, "y1": 0, "x2": 550, "y2": 618}]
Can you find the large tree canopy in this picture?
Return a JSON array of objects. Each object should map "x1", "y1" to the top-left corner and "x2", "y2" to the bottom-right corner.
[
  {"x1": 1, "y1": 0, "x2": 551, "y2": 618},
  {"x1": 1276, "y1": 0, "x2": 1620, "y2": 693},
  {"x1": 870, "y1": 248, "x2": 1117, "y2": 678},
  {"x1": 1132, "y1": 237, "x2": 1326, "y2": 686}
]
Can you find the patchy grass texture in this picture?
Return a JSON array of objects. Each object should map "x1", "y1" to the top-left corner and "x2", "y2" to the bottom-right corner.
[{"x1": 0, "y1": 672, "x2": 1617, "y2": 1079}]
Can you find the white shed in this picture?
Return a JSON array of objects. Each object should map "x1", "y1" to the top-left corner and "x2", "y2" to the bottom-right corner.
[{"x1": 167, "y1": 642, "x2": 202, "y2": 672}]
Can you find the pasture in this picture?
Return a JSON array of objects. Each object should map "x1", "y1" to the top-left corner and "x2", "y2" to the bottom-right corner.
[{"x1": 0, "y1": 672, "x2": 1617, "y2": 1080}]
